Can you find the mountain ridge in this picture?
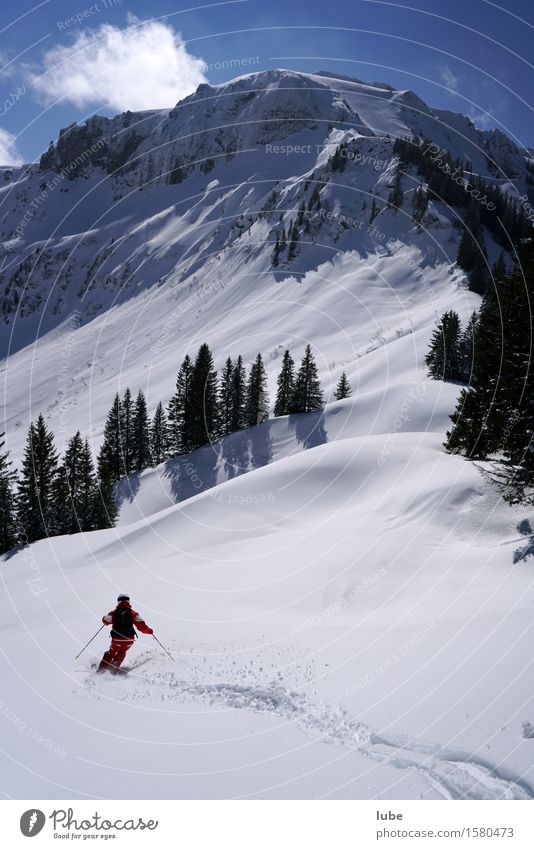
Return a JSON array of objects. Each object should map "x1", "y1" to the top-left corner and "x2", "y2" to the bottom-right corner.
[{"x1": 0, "y1": 70, "x2": 528, "y2": 307}]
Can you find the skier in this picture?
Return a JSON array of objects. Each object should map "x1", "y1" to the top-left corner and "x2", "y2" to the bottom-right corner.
[{"x1": 98, "y1": 593, "x2": 153, "y2": 672}]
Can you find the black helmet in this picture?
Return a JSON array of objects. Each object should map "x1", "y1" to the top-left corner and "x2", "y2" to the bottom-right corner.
[{"x1": 117, "y1": 593, "x2": 130, "y2": 601}]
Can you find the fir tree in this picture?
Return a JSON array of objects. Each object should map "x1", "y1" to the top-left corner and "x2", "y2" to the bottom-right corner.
[
  {"x1": 287, "y1": 220, "x2": 300, "y2": 260},
  {"x1": 446, "y1": 386, "x2": 491, "y2": 459},
  {"x1": 469, "y1": 251, "x2": 490, "y2": 296},
  {"x1": 334, "y1": 372, "x2": 351, "y2": 400},
  {"x1": 17, "y1": 415, "x2": 59, "y2": 543},
  {"x1": 272, "y1": 232, "x2": 282, "y2": 267},
  {"x1": 120, "y1": 387, "x2": 134, "y2": 476},
  {"x1": 411, "y1": 186, "x2": 428, "y2": 224},
  {"x1": 425, "y1": 311, "x2": 462, "y2": 381},
  {"x1": 55, "y1": 435, "x2": 97, "y2": 535},
  {"x1": 244, "y1": 354, "x2": 269, "y2": 427},
  {"x1": 458, "y1": 311, "x2": 479, "y2": 384},
  {"x1": 190, "y1": 343, "x2": 218, "y2": 449},
  {"x1": 61, "y1": 431, "x2": 86, "y2": 534},
  {"x1": 150, "y1": 402, "x2": 170, "y2": 465},
  {"x1": 495, "y1": 241, "x2": 534, "y2": 498},
  {"x1": 388, "y1": 168, "x2": 404, "y2": 212},
  {"x1": 167, "y1": 354, "x2": 193, "y2": 455},
  {"x1": 51, "y1": 464, "x2": 71, "y2": 536},
  {"x1": 445, "y1": 287, "x2": 507, "y2": 458},
  {"x1": 100, "y1": 393, "x2": 122, "y2": 482},
  {"x1": 79, "y1": 438, "x2": 98, "y2": 531},
  {"x1": 492, "y1": 251, "x2": 506, "y2": 281},
  {"x1": 92, "y1": 449, "x2": 118, "y2": 529},
  {"x1": 330, "y1": 143, "x2": 347, "y2": 172},
  {"x1": 427, "y1": 170, "x2": 445, "y2": 202},
  {"x1": 274, "y1": 350, "x2": 295, "y2": 417},
  {"x1": 218, "y1": 357, "x2": 234, "y2": 436},
  {"x1": 290, "y1": 345, "x2": 324, "y2": 413},
  {"x1": 0, "y1": 433, "x2": 17, "y2": 553},
  {"x1": 132, "y1": 390, "x2": 152, "y2": 471},
  {"x1": 230, "y1": 355, "x2": 247, "y2": 431},
  {"x1": 279, "y1": 223, "x2": 287, "y2": 250},
  {"x1": 457, "y1": 202, "x2": 489, "y2": 295},
  {"x1": 308, "y1": 185, "x2": 321, "y2": 211}
]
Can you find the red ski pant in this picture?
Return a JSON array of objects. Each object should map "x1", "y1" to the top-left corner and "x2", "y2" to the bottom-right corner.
[{"x1": 99, "y1": 637, "x2": 134, "y2": 670}]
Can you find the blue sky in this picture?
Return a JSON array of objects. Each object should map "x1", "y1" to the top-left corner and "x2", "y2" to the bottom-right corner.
[{"x1": 1, "y1": 0, "x2": 533, "y2": 164}]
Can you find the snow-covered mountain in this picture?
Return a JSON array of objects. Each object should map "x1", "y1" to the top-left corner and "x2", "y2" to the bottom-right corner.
[
  {"x1": 2, "y1": 69, "x2": 531, "y2": 458},
  {"x1": 0, "y1": 71, "x2": 530, "y2": 338},
  {"x1": 1, "y1": 69, "x2": 534, "y2": 800}
]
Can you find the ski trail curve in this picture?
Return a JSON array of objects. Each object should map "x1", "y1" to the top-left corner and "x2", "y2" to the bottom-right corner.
[
  {"x1": 369, "y1": 734, "x2": 532, "y2": 800},
  {"x1": 91, "y1": 669, "x2": 533, "y2": 800}
]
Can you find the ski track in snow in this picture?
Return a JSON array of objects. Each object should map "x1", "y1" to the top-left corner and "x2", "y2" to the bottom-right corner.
[{"x1": 82, "y1": 662, "x2": 533, "y2": 800}]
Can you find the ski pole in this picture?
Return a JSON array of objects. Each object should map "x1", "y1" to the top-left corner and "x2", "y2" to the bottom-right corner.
[
  {"x1": 75, "y1": 624, "x2": 105, "y2": 660},
  {"x1": 152, "y1": 633, "x2": 175, "y2": 662}
]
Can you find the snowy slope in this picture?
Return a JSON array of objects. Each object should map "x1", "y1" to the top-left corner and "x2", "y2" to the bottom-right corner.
[
  {"x1": 2, "y1": 250, "x2": 533, "y2": 799},
  {"x1": 2, "y1": 415, "x2": 534, "y2": 799},
  {"x1": 3, "y1": 241, "x2": 474, "y2": 466},
  {"x1": 1, "y1": 69, "x2": 534, "y2": 801}
]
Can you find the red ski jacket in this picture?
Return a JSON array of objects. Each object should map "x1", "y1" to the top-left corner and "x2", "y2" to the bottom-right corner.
[{"x1": 102, "y1": 600, "x2": 153, "y2": 636}]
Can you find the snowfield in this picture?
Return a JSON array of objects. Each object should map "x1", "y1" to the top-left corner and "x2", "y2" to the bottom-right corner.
[
  {"x1": 1, "y1": 69, "x2": 534, "y2": 800},
  {"x1": 2, "y1": 416, "x2": 534, "y2": 799}
]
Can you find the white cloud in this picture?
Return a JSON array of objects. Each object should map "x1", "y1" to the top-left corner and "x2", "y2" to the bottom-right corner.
[
  {"x1": 439, "y1": 65, "x2": 460, "y2": 94},
  {"x1": 29, "y1": 17, "x2": 208, "y2": 112},
  {"x1": 0, "y1": 128, "x2": 23, "y2": 167},
  {"x1": 468, "y1": 108, "x2": 495, "y2": 130}
]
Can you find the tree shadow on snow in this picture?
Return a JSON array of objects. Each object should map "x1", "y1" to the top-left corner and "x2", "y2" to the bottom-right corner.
[
  {"x1": 3, "y1": 543, "x2": 29, "y2": 561},
  {"x1": 513, "y1": 519, "x2": 534, "y2": 564},
  {"x1": 162, "y1": 425, "x2": 274, "y2": 505},
  {"x1": 222, "y1": 422, "x2": 275, "y2": 481},
  {"x1": 288, "y1": 410, "x2": 328, "y2": 450},
  {"x1": 163, "y1": 449, "x2": 219, "y2": 505},
  {"x1": 115, "y1": 472, "x2": 142, "y2": 509},
  {"x1": 217, "y1": 423, "x2": 275, "y2": 492}
]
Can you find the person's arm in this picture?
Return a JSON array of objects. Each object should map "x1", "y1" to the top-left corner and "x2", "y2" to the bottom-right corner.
[
  {"x1": 132, "y1": 609, "x2": 153, "y2": 634},
  {"x1": 102, "y1": 611, "x2": 113, "y2": 626}
]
